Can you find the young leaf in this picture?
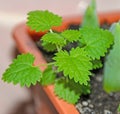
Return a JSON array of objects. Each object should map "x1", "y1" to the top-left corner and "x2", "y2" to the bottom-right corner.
[
  {"x1": 41, "y1": 41, "x2": 57, "y2": 52},
  {"x1": 2, "y1": 53, "x2": 42, "y2": 87},
  {"x1": 53, "y1": 47, "x2": 92, "y2": 85},
  {"x1": 82, "y1": 0, "x2": 99, "y2": 28},
  {"x1": 42, "y1": 32, "x2": 66, "y2": 47},
  {"x1": 80, "y1": 27, "x2": 114, "y2": 60},
  {"x1": 54, "y1": 79, "x2": 90, "y2": 104},
  {"x1": 54, "y1": 79, "x2": 80, "y2": 104},
  {"x1": 109, "y1": 22, "x2": 120, "y2": 45},
  {"x1": 103, "y1": 22, "x2": 120, "y2": 92},
  {"x1": 61, "y1": 30, "x2": 81, "y2": 42},
  {"x1": 41, "y1": 66, "x2": 56, "y2": 85},
  {"x1": 92, "y1": 59, "x2": 103, "y2": 69},
  {"x1": 27, "y1": 10, "x2": 62, "y2": 32}
]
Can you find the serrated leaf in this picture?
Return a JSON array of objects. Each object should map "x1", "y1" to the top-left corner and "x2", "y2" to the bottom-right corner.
[
  {"x1": 54, "y1": 79, "x2": 80, "y2": 104},
  {"x1": 2, "y1": 53, "x2": 42, "y2": 87},
  {"x1": 54, "y1": 79, "x2": 90, "y2": 104},
  {"x1": 41, "y1": 66, "x2": 56, "y2": 85},
  {"x1": 61, "y1": 30, "x2": 80, "y2": 42},
  {"x1": 103, "y1": 22, "x2": 120, "y2": 92},
  {"x1": 92, "y1": 59, "x2": 103, "y2": 69},
  {"x1": 82, "y1": 0, "x2": 99, "y2": 28},
  {"x1": 53, "y1": 47, "x2": 92, "y2": 85},
  {"x1": 27, "y1": 10, "x2": 62, "y2": 32},
  {"x1": 42, "y1": 41, "x2": 57, "y2": 52},
  {"x1": 42, "y1": 32, "x2": 66, "y2": 47},
  {"x1": 80, "y1": 27, "x2": 114, "y2": 60}
]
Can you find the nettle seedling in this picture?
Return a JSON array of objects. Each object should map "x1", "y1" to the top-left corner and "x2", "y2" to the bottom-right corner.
[{"x1": 2, "y1": 9, "x2": 114, "y2": 103}]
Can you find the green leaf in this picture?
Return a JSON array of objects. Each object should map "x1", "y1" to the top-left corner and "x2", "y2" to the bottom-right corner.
[
  {"x1": 54, "y1": 79, "x2": 90, "y2": 104},
  {"x1": 103, "y1": 22, "x2": 120, "y2": 92},
  {"x1": 27, "y1": 10, "x2": 62, "y2": 32},
  {"x1": 2, "y1": 53, "x2": 42, "y2": 87},
  {"x1": 92, "y1": 59, "x2": 103, "y2": 69},
  {"x1": 82, "y1": 0, "x2": 99, "y2": 28},
  {"x1": 41, "y1": 66, "x2": 56, "y2": 85},
  {"x1": 80, "y1": 27, "x2": 114, "y2": 60},
  {"x1": 53, "y1": 47, "x2": 92, "y2": 85},
  {"x1": 42, "y1": 41, "x2": 57, "y2": 52},
  {"x1": 103, "y1": 48, "x2": 120, "y2": 92},
  {"x1": 117, "y1": 104, "x2": 120, "y2": 112},
  {"x1": 61, "y1": 30, "x2": 80, "y2": 42},
  {"x1": 42, "y1": 32, "x2": 66, "y2": 47},
  {"x1": 109, "y1": 22, "x2": 120, "y2": 45},
  {"x1": 54, "y1": 81, "x2": 81, "y2": 104}
]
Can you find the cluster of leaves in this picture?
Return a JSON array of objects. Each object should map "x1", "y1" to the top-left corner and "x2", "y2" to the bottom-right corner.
[{"x1": 2, "y1": 1, "x2": 114, "y2": 104}]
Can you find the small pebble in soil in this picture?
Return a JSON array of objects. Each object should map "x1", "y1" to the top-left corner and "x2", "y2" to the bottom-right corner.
[
  {"x1": 104, "y1": 109, "x2": 112, "y2": 114},
  {"x1": 96, "y1": 75, "x2": 102, "y2": 82},
  {"x1": 82, "y1": 107, "x2": 93, "y2": 114},
  {"x1": 87, "y1": 100, "x2": 91, "y2": 103},
  {"x1": 82, "y1": 101, "x2": 88, "y2": 106},
  {"x1": 91, "y1": 112, "x2": 96, "y2": 114},
  {"x1": 76, "y1": 103, "x2": 83, "y2": 113},
  {"x1": 76, "y1": 101, "x2": 95, "y2": 114},
  {"x1": 89, "y1": 104, "x2": 94, "y2": 108}
]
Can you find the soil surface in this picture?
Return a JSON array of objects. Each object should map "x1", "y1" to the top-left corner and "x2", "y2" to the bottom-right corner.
[{"x1": 76, "y1": 70, "x2": 120, "y2": 114}]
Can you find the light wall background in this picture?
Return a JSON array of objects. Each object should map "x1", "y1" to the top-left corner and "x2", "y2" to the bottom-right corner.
[
  {"x1": 0, "y1": 0, "x2": 120, "y2": 114},
  {"x1": 1, "y1": 0, "x2": 120, "y2": 27}
]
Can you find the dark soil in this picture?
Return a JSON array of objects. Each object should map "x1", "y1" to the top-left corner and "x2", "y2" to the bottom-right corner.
[
  {"x1": 36, "y1": 23, "x2": 120, "y2": 114},
  {"x1": 76, "y1": 71, "x2": 120, "y2": 114}
]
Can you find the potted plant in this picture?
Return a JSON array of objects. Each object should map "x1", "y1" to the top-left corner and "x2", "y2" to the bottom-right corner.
[{"x1": 2, "y1": 0, "x2": 120, "y2": 113}]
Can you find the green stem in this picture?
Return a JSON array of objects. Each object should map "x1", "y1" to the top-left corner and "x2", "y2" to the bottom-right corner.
[
  {"x1": 38, "y1": 62, "x2": 55, "y2": 67},
  {"x1": 49, "y1": 28, "x2": 63, "y2": 52},
  {"x1": 49, "y1": 29, "x2": 53, "y2": 33},
  {"x1": 56, "y1": 45, "x2": 61, "y2": 52},
  {"x1": 65, "y1": 77, "x2": 69, "y2": 83}
]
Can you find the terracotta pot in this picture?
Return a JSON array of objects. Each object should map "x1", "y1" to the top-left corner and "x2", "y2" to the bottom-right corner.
[{"x1": 13, "y1": 11, "x2": 120, "y2": 114}]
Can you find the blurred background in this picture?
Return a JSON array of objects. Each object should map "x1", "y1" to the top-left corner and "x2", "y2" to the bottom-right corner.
[{"x1": 1, "y1": 0, "x2": 120, "y2": 114}]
